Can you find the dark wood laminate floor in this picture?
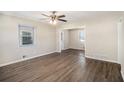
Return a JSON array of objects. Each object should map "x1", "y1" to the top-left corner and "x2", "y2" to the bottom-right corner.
[{"x1": 0, "y1": 49, "x2": 123, "y2": 82}]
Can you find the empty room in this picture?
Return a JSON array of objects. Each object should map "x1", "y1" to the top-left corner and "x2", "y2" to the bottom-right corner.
[{"x1": 0, "y1": 11, "x2": 124, "y2": 82}]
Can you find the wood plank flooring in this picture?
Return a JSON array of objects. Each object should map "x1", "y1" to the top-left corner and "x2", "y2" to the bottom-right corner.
[{"x1": 0, "y1": 49, "x2": 123, "y2": 82}]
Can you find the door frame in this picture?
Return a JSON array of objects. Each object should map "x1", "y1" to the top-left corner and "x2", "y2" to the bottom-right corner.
[
  {"x1": 61, "y1": 31, "x2": 64, "y2": 51},
  {"x1": 57, "y1": 26, "x2": 86, "y2": 53}
]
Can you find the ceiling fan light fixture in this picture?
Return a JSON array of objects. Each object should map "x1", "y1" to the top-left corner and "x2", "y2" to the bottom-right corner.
[
  {"x1": 41, "y1": 11, "x2": 67, "y2": 24},
  {"x1": 49, "y1": 20, "x2": 57, "y2": 25}
]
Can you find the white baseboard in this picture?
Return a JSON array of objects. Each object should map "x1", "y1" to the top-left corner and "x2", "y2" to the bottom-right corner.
[
  {"x1": 0, "y1": 51, "x2": 118, "y2": 67},
  {"x1": 69, "y1": 48, "x2": 85, "y2": 50},
  {"x1": 85, "y1": 56, "x2": 118, "y2": 64},
  {"x1": 63, "y1": 48, "x2": 70, "y2": 50},
  {"x1": 0, "y1": 51, "x2": 56, "y2": 67}
]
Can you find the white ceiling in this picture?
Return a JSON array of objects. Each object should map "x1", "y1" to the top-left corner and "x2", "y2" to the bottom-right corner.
[{"x1": 0, "y1": 11, "x2": 124, "y2": 24}]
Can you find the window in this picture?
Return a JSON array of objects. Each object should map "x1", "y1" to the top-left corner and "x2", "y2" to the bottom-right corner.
[
  {"x1": 22, "y1": 31, "x2": 33, "y2": 45},
  {"x1": 79, "y1": 31, "x2": 85, "y2": 42},
  {"x1": 19, "y1": 25, "x2": 34, "y2": 46}
]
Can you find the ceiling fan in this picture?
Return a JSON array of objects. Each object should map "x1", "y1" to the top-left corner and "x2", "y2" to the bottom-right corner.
[{"x1": 41, "y1": 11, "x2": 67, "y2": 24}]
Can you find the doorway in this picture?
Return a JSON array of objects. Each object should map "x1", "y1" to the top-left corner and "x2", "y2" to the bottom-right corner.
[{"x1": 59, "y1": 27, "x2": 86, "y2": 52}]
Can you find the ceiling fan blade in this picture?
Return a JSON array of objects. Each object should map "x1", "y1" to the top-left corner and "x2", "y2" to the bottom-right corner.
[
  {"x1": 40, "y1": 18, "x2": 49, "y2": 20},
  {"x1": 58, "y1": 19, "x2": 67, "y2": 22},
  {"x1": 41, "y1": 14, "x2": 50, "y2": 17},
  {"x1": 58, "y1": 15, "x2": 65, "y2": 18}
]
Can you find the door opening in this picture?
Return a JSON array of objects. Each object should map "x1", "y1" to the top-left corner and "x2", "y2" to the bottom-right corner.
[{"x1": 58, "y1": 27, "x2": 86, "y2": 53}]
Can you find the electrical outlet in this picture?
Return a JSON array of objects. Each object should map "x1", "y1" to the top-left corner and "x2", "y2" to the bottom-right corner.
[{"x1": 22, "y1": 55, "x2": 26, "y2": 59}]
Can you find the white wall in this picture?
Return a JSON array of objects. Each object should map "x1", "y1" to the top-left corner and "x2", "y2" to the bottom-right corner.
[
  {"x1": 63, "y1": 30, "x2": 69, "y2": 50},
  {"x1": 118, "y1": 19, "x2": 124, "y2": 78},
  {"x1": 69, "y1": 29, "x2": 85, "y2": 50},
  {"x1": 56, "y1": 29, "x2": 61, "y2": 52},
  {"x1": 59, "y1": 15, "x2": 120, "y2": 63},
  {"x1": 0, "y1": 14, "x2": 56, "y2": 66},
  {"x1": 85, "y1": 17, "x2": 118, "y2": 63}
]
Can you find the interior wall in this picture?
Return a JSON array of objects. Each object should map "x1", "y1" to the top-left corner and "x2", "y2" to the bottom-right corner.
[
  {"x1": 63, "y1": 30, "x2": 69, "y2": 50},
  {"x1": 0, "y1": 14, "x2": 56, "y2": 66},
  {"x1": 118, "y1": 19, "x2": 124, "y2": 78},
  {"x1": 69, "y1": 29, "x2": 85, "y2": 50},
  {"x1": 59, "y1": 15, "x2": 120, "y2": 63},
  {"x1": 85, "y1": 17, "x2": 118, "y2": 63},
  {"x1": 56, "y1": 29, "x2": 61, "y2": 52}
]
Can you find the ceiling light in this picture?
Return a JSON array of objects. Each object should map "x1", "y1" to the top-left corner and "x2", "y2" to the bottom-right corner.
[
  {"x1": 53, "y1": 20, "x2": 57, "y2": 25},
  {"x1": 49, "y1": 20, "x2": 57, "y2": 25},
  {"x1": 49, "y1": 20, "x2": 53, "y2": 24}
]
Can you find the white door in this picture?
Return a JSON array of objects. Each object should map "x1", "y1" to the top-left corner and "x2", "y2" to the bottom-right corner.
[{"x1": 61, "y1": 32, "x2": 64, "y2": 50}]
